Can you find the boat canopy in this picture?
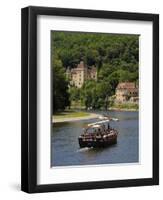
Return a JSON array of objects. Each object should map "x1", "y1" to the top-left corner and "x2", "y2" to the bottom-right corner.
[
  {"x1": 91, "y1": 124, "x2": 101, "y2": 128},
  {"x1": 98, "y1": 115, "x2": 119, "y2": 121},
  {"x1": 88, "y1": 120, "x2": 110, "y2": 127}
]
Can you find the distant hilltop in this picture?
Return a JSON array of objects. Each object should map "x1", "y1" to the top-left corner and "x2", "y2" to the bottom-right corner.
[{"x1": 66, "y1": 61, "x2": 97, "y2": 88}]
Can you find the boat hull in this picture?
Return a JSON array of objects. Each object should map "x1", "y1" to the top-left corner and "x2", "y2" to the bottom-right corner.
[{"x1": 78, "y1": 137, "x2": 117, "y2": 148}]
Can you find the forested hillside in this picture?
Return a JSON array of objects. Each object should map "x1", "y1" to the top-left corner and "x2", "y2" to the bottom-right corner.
[{"x1": 52, "y1": 31, "x2": 139, "y2": 111}]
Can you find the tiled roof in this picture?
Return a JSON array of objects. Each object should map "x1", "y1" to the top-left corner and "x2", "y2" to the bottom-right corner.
[{"x1": 117, "y1": 82, "x2": 137, "y2": 89}]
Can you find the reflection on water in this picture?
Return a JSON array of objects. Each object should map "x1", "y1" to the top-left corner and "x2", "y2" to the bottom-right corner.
[{"x1": 51, "y1": 111, "x2": 139, "y2": 167}]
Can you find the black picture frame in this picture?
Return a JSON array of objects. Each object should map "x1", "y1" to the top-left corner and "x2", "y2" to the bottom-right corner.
[{"x1": 21, "y1": 6, "x2": 159, "y2": 193}]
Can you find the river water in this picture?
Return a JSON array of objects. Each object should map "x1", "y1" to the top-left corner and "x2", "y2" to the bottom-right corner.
[{"x1": 51, "y1": 111, "x2": 139, "y2": 167}]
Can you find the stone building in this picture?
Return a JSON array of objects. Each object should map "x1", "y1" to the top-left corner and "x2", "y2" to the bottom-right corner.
[
  {"x1": 115, "y1": 82, "x2": 139, "y2": 103},
  {"x1": 66, "y1": 61, "x2": 97, "y2": 88}
]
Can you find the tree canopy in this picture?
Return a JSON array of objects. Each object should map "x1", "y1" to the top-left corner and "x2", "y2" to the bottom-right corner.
[{"x1": 52, "y1": 55, "x2": 70, "y2": 112}]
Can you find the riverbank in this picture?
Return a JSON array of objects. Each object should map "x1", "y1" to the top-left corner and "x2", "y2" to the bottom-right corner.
[
  {"x1": 53, "y1": 108, "x2": 138, "y2": 123},
  {"x1": 107, "y1": 101, "x2": 138, "y2": 111},
  {"x1": 109, "y1": 107, "x2": 138, "y2": 112},
  {"x1": 68, "y1": 102, "x2": 138, "y2": 112},
  {"x1": 53, "y1": 111, "x2": 100, "y2": 123}
]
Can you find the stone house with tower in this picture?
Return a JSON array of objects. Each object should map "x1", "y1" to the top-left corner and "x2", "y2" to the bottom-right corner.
[{"x1": 66, "y1": 61, "x2": 97, "y2": 88}]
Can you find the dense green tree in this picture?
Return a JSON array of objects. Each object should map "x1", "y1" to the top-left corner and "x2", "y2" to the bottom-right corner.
[
  {"x1": 52, "y1": 32, "x2": 138, "y2": 81},
  {"x1": 69, "y1": 87, "x2": 80, "y2": 102},
  {"x1": 52, "y1": 57, "x2": 70, "y2": 112},
  {"x1": 96, "y1": 81, "x2": 112, "y2": 110},
  {"x1": 80, "y1": 80, "x2": 112, "y2": 110}
]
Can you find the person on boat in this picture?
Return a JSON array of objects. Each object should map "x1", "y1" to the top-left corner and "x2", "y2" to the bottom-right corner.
[
  {"x1": 96, "y1": 128, "x2": 101, "y2": 139},
  {"x1": 108, "y1": 122, "x2": 110, "y2": 130},
  {"x1": 102, "y1": 124, "x2": 105, "y2": 131}
]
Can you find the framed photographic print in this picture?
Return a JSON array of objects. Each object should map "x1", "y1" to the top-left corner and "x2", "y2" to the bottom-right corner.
[{"x1": 21, "y1": 6, "x2": 159, "y2": 193}]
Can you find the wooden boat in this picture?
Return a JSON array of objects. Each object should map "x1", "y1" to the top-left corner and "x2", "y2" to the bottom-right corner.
[{"x1": 78, "y1": 119, "x2": 118, "y2": 148}]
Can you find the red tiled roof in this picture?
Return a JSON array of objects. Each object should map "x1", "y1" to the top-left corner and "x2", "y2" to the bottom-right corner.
[{"x1": 117, "y1": 82, "x2": 137, "y2": 89}]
